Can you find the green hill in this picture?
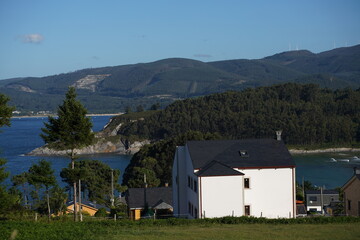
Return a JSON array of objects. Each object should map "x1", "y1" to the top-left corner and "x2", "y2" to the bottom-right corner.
[
  {"x1": 116, "y1": 83, "x2": 360, "y2": 146},
  {"x1": 1, "y1": 45, "x2": 359, "y2": 114},
  {"x1": 117, "y1": 83, "x2": 360, "y2": 187}
]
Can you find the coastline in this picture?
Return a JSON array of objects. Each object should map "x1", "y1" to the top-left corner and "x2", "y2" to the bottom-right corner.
[
  {"x1": 289, "y1": 147, "x2": 360, "y2": 154},
  {"x1": 11, "y1": 113, "x2": 122, "y2": 119}
]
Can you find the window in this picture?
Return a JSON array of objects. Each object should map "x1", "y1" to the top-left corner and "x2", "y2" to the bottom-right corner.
[
  {"x1": 194, "y1": 180, "x2": 197, "y2": 193},
  {"x1": 244, "y1": 178, "x2": 250, "y2": 188},
  {"x1": 245, "y1": 205, "x2": 250, "y2": 216},
  {"x1": 190, "y1": 177, "x2": 193, "y2": 190},
  {"x1": 188, "y1": 202, "x2": 192, "y2": 214},
  {"x1": 195, "y1": 207, "x2": 198, "y2": 219},
  {"x1": 348, "y1": 200, "x2": 351, "y2": 211},
  {"x1": 309, "y1": 196, "x2": 317, "y2": 202}
]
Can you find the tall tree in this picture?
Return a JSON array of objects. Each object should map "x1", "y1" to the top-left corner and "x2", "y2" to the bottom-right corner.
[
  {"x1": 0, "y1": 93, "x2": 15, "y2": 130},
  {"x1": 12, "y1": 172, "x2": 29, "y2": 207},
  {"x1": 61, "y1": 160, "x2": 122, "y2": 205},
  {"x1": 27, "y1": 160, "x2": 56, "y2": 221},
  {"x1": 0, "y1": 94, "x2": 17, "y2": 213},
  {"x1": 40, "y1": 87, "x2": 94, "y2": 221}
]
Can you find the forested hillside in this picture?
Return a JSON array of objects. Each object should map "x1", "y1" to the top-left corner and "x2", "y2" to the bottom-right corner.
[
  {"x1": 118, "y1": 83, "x2": 360, "y2": 146},
  {"x1": 1, "y1": 45, "x2": 359, "y2": 114},
  {"x1": 117, "y1": 83, "x2": 360, "y2": 187}
]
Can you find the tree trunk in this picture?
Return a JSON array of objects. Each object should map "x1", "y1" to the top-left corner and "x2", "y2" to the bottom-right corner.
[
  {"x1": 47, "y1": 187, "x2": 51, "y2": 222},
  {"x1": 71, "y1": 151, "x2": 78, "y2": 222}
]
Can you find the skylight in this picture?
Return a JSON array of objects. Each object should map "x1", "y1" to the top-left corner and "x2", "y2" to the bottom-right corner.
[{"x1": 239, "y1": 150, "x2": 249, "y2": 157}]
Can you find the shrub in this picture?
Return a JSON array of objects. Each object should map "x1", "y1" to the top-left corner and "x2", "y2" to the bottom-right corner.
[{"x1": 94, "y1": 208, "x2": 108, "y2": 217}]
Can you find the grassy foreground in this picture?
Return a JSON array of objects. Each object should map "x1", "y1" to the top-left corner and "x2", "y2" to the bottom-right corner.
[{"x1": 1, "y1": 220, "x2": 360, "y2": 240}]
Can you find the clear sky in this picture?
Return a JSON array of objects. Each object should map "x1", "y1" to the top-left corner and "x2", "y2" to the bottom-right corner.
[{"x1": 0, "y1": 0, "x2": 359, "y2": 79}]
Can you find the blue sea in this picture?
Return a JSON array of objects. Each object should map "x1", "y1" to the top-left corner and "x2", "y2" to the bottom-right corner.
[
  {"x1": 1, "y1": 117, "x2": 359, "y2": 189},
  {"x1": 0, "y1": 116, "x2": 131, "y2": 187}
]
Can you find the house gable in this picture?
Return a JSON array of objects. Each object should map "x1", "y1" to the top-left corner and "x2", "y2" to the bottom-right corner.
[{"x1": 196, "y1": 160, "x2": 244, "y2": 177}]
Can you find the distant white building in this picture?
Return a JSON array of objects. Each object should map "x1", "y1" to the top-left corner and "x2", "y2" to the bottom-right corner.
[{"x1": 172, "y1": 139, "x2": 296, "y2": 219}]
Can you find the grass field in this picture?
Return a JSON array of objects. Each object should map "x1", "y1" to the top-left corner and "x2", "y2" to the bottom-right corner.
[{"x1": 1, "y1": 220, "x2": 360, "y2": 240}]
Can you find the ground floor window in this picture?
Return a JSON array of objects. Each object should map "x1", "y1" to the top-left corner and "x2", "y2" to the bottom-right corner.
[
  {"x1": 245, "y1": 205, "x2": 250, "y2": 216},
  {"x1": 348, "y1": 200, "x2": 351, "y2": 211}
]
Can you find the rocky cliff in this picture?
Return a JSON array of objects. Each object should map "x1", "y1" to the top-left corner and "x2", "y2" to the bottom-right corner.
[
  {"x1": 27, "y1": 138, "x2": 149, "y2": 156},
  {"x1": 27, "y1": 116, "x2": 149, "y2": 156}
]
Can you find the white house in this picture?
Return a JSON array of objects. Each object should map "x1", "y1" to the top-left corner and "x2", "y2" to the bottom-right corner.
[{"x1": 172, "y1": 139, "x2": 296, "y2": 219}]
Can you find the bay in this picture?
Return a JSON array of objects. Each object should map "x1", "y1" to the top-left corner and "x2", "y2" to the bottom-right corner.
[
  {"x1": 0, "y1": 116, "x2": 131, "y2": 187},
  {"x1": 1, "y1": 117, "x2": 359, "y2": 190}
]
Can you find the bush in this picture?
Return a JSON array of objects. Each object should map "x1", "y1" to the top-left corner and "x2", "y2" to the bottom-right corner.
[{"x1": 94, "y1": 208, "x2": 108, "y2": 217}]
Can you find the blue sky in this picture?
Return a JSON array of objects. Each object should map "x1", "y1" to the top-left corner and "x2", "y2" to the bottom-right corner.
[{"x1": 0, "y1": 0, "x2": 359, "y2": 79}]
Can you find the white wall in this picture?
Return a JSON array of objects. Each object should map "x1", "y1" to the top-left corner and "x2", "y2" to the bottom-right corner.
[
  {"x1": 173, "y1": 145, "x2": 296, "y2": 219},
  {"x1": 306, "y1": 206, "x2": 321, "y2": 212},
  {"x1": 184, "y1": 145, "x2": 199, "y2": 219},
  {"x1": 172, "y1": 145, "x2": 200, "y2": 218},
  {"x1": 239, "y1": 168, "x2": 295, "y2": 218},
  {"x1": 200, "y1": 175, "x2": 244, "y2": 218},
  {"x1": 172, "y1": 146, "x2": 188, "y2": 217}
]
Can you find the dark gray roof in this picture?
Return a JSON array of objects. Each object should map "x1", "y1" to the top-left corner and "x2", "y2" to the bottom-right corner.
[
  {"x1": 305, "y1": 190, "x2": 339, "y2": 195},
  {"x1": 126, "y1": 187, "x2": 172, "y2": 209},
  {"x1": 187, "y1": 139, "x2": 295, "y2": 170},
  {"x1": 196, "y1": 160, "x2": 244, "y2": 177}
]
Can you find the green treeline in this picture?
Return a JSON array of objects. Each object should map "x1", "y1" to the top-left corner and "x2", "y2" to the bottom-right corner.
[{"x1": 119, "y1": 83, "x2": 360, "y2": 146}]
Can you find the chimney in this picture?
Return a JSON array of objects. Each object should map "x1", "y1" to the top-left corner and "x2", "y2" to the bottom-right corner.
[{"x1": 276, "y1": 130, "x2": 282, "y2": 141}]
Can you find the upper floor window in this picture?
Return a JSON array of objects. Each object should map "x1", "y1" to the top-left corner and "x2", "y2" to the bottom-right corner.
[
  {"x1": 244, "y1": 178, "x2": 250, "y2": 188},
  {"x1": 309, "y1": 196, "x2": 317, "y2": 202}
]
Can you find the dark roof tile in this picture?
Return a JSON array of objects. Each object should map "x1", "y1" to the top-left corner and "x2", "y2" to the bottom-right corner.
[
  {"x1": 126, "y1": 187, "x2": 172, "y2": 209},
  {"x1": 187, "y1": 139, "x2": 295, "y2": 169}
]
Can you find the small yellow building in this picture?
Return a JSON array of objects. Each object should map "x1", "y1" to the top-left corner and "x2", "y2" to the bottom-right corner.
[{"x1": 66, "y1": 201, "x2": 110, "y2": 216}]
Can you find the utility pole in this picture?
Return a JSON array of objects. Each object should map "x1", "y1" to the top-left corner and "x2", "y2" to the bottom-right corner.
[
  {"x1": 79, "y1": 179, "x2": 83, "y2": 222},
  {"x1": 110, "y1": 169, "x2": 114, "y2": 208},
  {"x1": 302, "y1": 176, "x2": 305, "y2": 201},
  {"x1": 320, "y1": 186, "x2": 324, "y2": 215}
]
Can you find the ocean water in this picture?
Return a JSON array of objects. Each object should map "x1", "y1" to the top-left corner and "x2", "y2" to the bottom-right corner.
[
  {"x1": 1, "y1": 117, "x2": 359, "y2": 189},
  {"x1": 0, "y1": 116, "x2": 131, "y2": 187}
]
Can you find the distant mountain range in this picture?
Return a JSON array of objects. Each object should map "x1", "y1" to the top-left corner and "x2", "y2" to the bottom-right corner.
[{"x1": 1, "y1": 45, "x2": 359, "y2": 114}]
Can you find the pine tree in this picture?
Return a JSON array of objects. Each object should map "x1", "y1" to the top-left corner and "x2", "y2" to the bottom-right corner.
[
  {"x1": 0, "y1": 94, "x2": 17, "y2": 213},
  {"x1": 27, "y1": 160, "x2": 56, "y2": 221},
  {"x1": 40, "y1": 87, "x2": 94, "y2": 221},
  {"x1": 0, "y1": 93, "x2": 15, "y2": 130}
]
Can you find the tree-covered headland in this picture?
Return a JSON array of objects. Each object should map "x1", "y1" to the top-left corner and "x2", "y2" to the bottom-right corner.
[
  {"x1": 119, "y1": 83, "x2": 360, "y2": 188},
  {"x1": 119, "y1": 83, "x2": 360, "y2": 146}
]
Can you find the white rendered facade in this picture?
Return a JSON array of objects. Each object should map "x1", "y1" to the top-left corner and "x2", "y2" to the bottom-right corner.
[{"x1": 172, "y1": 142, "x2": 296, "y2": 219}]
